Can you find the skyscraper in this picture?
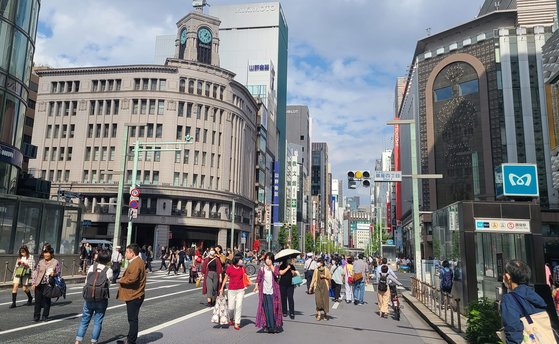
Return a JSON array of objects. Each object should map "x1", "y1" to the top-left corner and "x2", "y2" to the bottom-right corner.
[{"x1": 209, "y1": 2, "x2": 288, "y2": 223}]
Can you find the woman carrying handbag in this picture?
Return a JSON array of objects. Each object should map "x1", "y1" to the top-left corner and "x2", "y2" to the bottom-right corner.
[
  {"x1": 10, "y1": 245, "x2": 34, "y2": 308},
  {"x1": 31, "y1": 245, "x2": 60, "y2": 322}
]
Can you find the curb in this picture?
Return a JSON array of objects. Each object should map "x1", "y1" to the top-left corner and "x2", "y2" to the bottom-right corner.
[
  {"x1": 402, "y1": 291, "x2": 468, "y2": 344},
  {"x1": 0, "y1": 275, "x2": 86, "y2": 289}
]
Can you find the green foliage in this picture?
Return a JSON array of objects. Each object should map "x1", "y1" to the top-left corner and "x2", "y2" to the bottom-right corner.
[
  {"x1": 278, "y1": 226, "x2": 288, "y2": 248},
  {"x1": 291, "y1": 225, "x2": 299, "y2": 250},
  {"x1": 465, "y1": 297, "x2": 502, "y2": 344},
  {"x1": 305, "y1": 232, "x2": 315, "y2": 253}
]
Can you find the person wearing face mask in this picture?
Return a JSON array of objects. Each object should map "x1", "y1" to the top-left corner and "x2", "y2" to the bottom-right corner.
[
  {"x1": 253, "y1": 252, "x2": 283, "y2": 333},
  {"x1": 219, "y1": 255, "x2": 246, "y2": 330},
  {"x1": 500, "y1": 260, "x2": 549, "y2": 343},
  {"x1": 309, "y1": 258, "x2": 331, "y2": 320},
  {"x1": 32, "y1": 245, "x2": 60, "y2": 321},
  {"x1": 202, "y1": 248, "x2": 223, "y2": 307},
  {"x1": 279, "y1": 258, "x2": 299, "y2": 319}
]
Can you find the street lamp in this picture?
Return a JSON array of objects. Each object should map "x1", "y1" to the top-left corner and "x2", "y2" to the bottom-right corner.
[
  {"x1": 386, "y1": 119, "x2": 442, "y2": 280},
  {"x1": 112, "y1": 125, "x2": 193, "y2": 259}
]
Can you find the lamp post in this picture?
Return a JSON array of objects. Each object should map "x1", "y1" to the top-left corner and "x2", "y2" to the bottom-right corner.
[
  {"x1": 230, "y1": 198, "x2": 235, "y2": 251},
  {"x1": 112, "y1": 128, "x2": 193, "y2": 263},
  {"x1": 386, "y1": 119, "x2": 442, "y2": 280}
]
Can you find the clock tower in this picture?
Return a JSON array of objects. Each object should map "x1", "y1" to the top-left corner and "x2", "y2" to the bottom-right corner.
[{"x1": 176, "y1": 2, "x2": 220, "y2": 66}]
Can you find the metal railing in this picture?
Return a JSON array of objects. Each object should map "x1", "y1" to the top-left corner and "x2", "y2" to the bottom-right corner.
[
  {"x1": 2, "y1": 257, "x2": 83, "y2": 285},
  {"x1": 410, "y1": 277, "x2": 462, "y2": 333}
]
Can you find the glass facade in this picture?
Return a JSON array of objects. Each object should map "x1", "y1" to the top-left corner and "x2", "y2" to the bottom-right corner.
[
  {"x1": 0, "y1": 196, "x2": 81, "y2": 254},
  {"x1": 0, "y1": 0, "x2": 40, "y2": 193}
]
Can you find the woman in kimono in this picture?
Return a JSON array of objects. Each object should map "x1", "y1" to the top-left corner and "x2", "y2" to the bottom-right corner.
[{"x1": 253, "y1": 252, "x2": 283, "y2": 333}]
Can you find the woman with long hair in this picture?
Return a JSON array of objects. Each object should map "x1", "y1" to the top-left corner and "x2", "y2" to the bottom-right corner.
[
  {"x1": 253, "y1": 252, "x2": 282, "y2": 333},
  {"x1": 10, "y1": 245, "x2": 34, "y2": 308}
]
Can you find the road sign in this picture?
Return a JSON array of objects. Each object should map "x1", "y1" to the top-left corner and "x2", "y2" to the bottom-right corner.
[
  {"x1": 495, "y1": 163, "x2": 539, "y2": 198},
  {"x1": 82, "y1": 220, "x2": 92, "y2": 227},
  {"x1": 386, "y1": 239, "x2": 394, "y2": 245},
  {"x1": 273, "y1": 222, "x2": 284, "y2": 227},
  {"x1": 241, "y1": 231, "x2": 247, "y2": 239},
  {"x1": 129, "y1": 208, "x2": 138, "y2": 219},
  {"x1": 374, "y1": 171, "x2": 402, "y2": 182},
  {"x1": 129, "y1": 200, "x2": 139, "y2": 209},
  {"x1": 130, "y1": 188, "x2": 140, "y2": 197}
]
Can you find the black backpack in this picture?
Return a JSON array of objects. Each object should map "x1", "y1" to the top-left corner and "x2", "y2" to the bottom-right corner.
[
  {"x1": 378, "y1": 272, "x2": 388, "y2": 292},
  {"x1": 83, "y1": 263, "x2": 110, "y2": 301}
]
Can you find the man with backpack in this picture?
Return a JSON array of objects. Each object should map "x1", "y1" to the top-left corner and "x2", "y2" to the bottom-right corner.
[
  {"x1": 75, "y1": 249, "x2": 113, "y2": 344},
  {"x1": 439, "y1": 260, "x2": 454, "y2": 294}
]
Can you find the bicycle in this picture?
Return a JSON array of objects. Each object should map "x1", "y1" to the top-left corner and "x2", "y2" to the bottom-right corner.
[{"x1": 390, "y1": 284, "x2": 401, "y2": 321}]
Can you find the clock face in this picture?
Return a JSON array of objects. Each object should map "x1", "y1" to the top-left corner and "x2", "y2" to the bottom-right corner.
[
  {"x1": 180, "y1": 29, "x2": 187, "y2": 45},
  {"x1": 198, "y1": 27, "x2": 212, "y2": 44}
]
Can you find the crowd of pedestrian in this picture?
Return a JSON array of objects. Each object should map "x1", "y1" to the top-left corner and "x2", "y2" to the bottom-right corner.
[{"x1": 10, "y1": 240, "x2": 559, "y2": 343}]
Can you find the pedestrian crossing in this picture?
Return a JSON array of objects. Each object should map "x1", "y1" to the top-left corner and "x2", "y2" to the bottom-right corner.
[{"x1": 148, "y1": 270, "x2": 194, "y2": 281}]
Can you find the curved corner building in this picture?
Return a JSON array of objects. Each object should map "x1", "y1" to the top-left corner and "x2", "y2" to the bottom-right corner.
[
  {"x1": 29, "y1": 9, "x2": 257, "y2": 250},
  {"x1": 0, "y1": 0, "x2": 40, "y2": 193}
]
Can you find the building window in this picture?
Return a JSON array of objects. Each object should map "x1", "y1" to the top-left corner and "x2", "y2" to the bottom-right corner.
[
  {"x1": 153, "y1": 171, "x2": 159, "y2": 185},
  {"x1": 53, "y1": 125, "x2": 59, "y2": 138},
  {"x1": 43, "y1": 147, "x2": 49, "y2": 161},
  {"x1": 186, "y1": 103, "x2": 193, "y2": 117},
  {"x1": 197, "y1": 81, "x2": 203, "y2": 95},
  {"x1": 64, "y1": 170, "x2": 70, "y2": 182},
  {"x1": 149, "y1": 100, "x2": 155, "y2": 115},
  {"x1": 67, "y1": 147, "x2": 73, "y2": 161},
  {"x1": 147, "y1": 124, "x2": 154, "y2": 137},
  {"x1": 183, "y1": 149, "x2": 189, "y2": 164},
  {"x1": 93, "y1": 147, "x2": 99, "y2": 161},
  {"x1": 159, "y1": 79, "x2": 166, "y2": 91},
  {"x1": 46, "y1": 125, "x2": 52, "y2": 138},
  {"x1": 202, "y1": 152, "x2": 206, "y2": 166},
  {"x1": 134, "y1": 79, "x2": 140, "y2": 90},
  {"x1": 203, "y1": 129, "x2": 207, "y2": 143},
  {"x1": 459, "y1": 79, "x2": 479, "y2": 96},
  {"x1": 158, "y1": 100, "x2": 165, "y2": 115},
  {"x1": 140, "y1": 100, "x2": 147, "y2": 114},
  {"x1": 112, "y1": 124, "x2": 117, "y2": 138},
  {"x1": 188, "y1": 80, "x2": 195, "y2": 93},
  {"x1": 114, "y1": 100, "x2": 120, "y2": 115},
  {"x1": 176, "y1": 125, "x2": 183, "y2": 140},
  {"x1": 178, "y1": 101, "x2": 184, "y2": 117},
  {"x1": 194, "y1": 150, "x2": 199, "y2": 165},
  {"x1": 174, "y1": 172, "x2": 180, "y2": 186},
  {"x1": 195, "y1": 128, "x2": 200, "y2": 142},
  {"x1": 175, "y1": 150, "x2": 181, "y2": 163},
  {"x1": 154, "y1": 150, "x2": 161, "y2": 162},
  {"x1": 182, "y1": 173, "x2": 188, "y2": 187},
  {"x1": 85, "y1": 147, "x2": 91, "y2": 161},
  {"x1": 101, "y1": 147, "x2": 108, "y2": 161},
  {"x1": 132, "y1": 100, "x2": 139, "y2": 114},
  {"x1": 179, "y1": 79, "x2": 186, "y2": 93},
  {"x1": 109, "y1": 147, "x2": 115, "y2": 161},
  {"x1": 59, "y1": 147, "x2": 65, "y2": 161},
  {"x1": 95, "y1": 124, "x2": 101, "y2": 138},
  {"x1": 434, "y1": 86, "x2": 453, "y2": 102},
  {"x1": 83, "y1": 170, "x2": 89, "y2": 183},
  {"x1": 103, "y1": 124, "x2": 109, "y2": 138}
]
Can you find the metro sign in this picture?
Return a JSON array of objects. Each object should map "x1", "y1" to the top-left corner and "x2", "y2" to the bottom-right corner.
[{"x1": 495, "y1": 163, "x2": 539, "y2": 198}]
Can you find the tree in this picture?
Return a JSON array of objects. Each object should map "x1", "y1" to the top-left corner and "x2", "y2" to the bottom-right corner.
[
  {"x1": 278, "y1": 225, "x2": 288, "y2": 248},
  {"x1": 305, "y1": 231, "x2": 315, "y2": 254},
  {"x1": 290, "y1": 225, "x2": 299, "y2": 250}
]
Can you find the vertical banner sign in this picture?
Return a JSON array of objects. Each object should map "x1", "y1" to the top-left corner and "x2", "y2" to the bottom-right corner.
[
  {"x1": 394, "y1": 122, "x2": 402, "y2": 225},
  {"x1": 386, "y1": 202, "x2": 391, "y2": 233},
  {"x1": 272, "y1": 161, "x2": 280, "y2": 224},
  {"x1": 496, "y1": 253, "x2": 504, "y2": 282}
]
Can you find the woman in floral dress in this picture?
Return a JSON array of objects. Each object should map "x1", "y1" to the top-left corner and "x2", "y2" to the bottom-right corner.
[{"x1": 253, "y1": 252, "x2": 283, "y2": 333}]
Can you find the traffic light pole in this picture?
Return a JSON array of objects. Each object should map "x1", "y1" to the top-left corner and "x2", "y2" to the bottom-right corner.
[{"x1": 112, "y1": 126, "x2": 130, "y2": 250}]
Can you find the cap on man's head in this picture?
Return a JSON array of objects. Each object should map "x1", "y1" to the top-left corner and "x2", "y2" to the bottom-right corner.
[
  {"x1": 115, "y1": 246, "x2": 121, "y2": 249},
  {"x1": 307, "y1": 252, "x2": 313, "y2": 257}
]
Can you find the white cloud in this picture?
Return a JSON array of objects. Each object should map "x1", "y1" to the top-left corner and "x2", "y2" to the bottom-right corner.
[{"x1": 34, "y1": 0, "x2": 482, "y2": 193}]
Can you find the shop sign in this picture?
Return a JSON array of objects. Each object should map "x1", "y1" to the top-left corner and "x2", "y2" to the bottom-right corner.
[{"x1": 474, "y1": 218, "x2": 530, "y2": 233}]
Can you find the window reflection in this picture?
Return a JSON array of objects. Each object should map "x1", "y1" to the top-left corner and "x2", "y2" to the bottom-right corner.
[
  {"x1": 459, "y1": 79, "x2": 479, "y2": 96},
  {"x1": 434, "y1": 86, "x2": 452, "y2": 102}
]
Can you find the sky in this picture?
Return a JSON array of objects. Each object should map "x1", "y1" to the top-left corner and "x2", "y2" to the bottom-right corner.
[{"x1": 34, "y1": 0, "x2": 482, "y2": 197}]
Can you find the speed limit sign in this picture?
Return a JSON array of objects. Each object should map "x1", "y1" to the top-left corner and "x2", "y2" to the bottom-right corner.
[{"x1": 130, "y1": 188, "x2": 140, "y2": 197}]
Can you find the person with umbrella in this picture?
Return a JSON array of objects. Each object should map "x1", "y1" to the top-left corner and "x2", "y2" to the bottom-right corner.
[{"x1": 276, "y1": 249, "x2": 301, "y2": 320}]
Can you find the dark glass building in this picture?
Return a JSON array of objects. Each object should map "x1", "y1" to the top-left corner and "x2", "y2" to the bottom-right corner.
[{"x1": 0, "y1": 0, "x2": 40, "y2": 193}]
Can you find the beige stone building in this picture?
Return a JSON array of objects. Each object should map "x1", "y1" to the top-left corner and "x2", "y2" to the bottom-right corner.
[{"x1": 28, "y1": 10, "x2": 258, "y2": 250}]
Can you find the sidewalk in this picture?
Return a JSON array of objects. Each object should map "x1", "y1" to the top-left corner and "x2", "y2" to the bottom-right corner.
[{"x1": 127, "y1": 282, "x2": 446, "y2": 344}]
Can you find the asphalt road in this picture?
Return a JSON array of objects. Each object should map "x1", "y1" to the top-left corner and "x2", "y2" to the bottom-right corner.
[
  {"x1": 0, "y1": 263, "x2": 249, "y2": 344},
  {"x1": 0, "y1": 263, "x2": 435, "y2": 344}
]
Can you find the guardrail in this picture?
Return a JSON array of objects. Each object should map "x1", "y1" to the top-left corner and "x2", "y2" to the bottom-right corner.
[
  {"x1": 410, "y1": 277, "x2": 462, "y2": 333},
  {"x1": 1, "y1": 255, "x2": 84, "y2": 285}
]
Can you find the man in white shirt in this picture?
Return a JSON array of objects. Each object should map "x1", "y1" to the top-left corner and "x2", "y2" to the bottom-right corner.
[
  {"x1": 111, "y1": 246, "x2": 123, "y2": 284},
  {"x1": 304, "y1": 253, "x2": 317, "y2": 294}
]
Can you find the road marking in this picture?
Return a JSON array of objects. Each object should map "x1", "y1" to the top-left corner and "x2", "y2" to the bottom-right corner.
[
  {"x1": 332, "y1": 301, "x2": 340, "y2": 310},
  {"x1": 0, "y1": 285, "x2": 203, "y2": 335},
  {"x1": 137, "y1": 291, "x2": 256, "y2": 336}
]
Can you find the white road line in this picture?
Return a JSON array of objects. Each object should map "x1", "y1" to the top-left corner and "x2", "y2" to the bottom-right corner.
[
  {"x1": 0, "y1": 284, "x2": 182, "y2": 307},
  {"x1": 137, "y1": 291, "x2": 256, "y2": 336},
  {"x1": 332, "y1": 301, "x2": 340, "y2": 310},
  {"x1": 0, "y1": 285, "x2": 200, "y2": 335}
]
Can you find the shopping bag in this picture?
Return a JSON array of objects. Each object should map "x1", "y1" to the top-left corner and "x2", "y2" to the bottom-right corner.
[
  {"x1": 242, "y1": 272, "x2": 252, "y2": 288},
  {"x1": 507, "y1": 292, "x2": 558, "y2": 343},
  {"x1": 329, "y1": 286, "x2": 335, "y2": 298},
  {"x1": 211, "y1": 295, "x2": 229, "y2": 325},
  {"x1": 196, "y1": 276, "x2": 202, "y2": 288},
  {"x1": 291, "y1": 275, "x2": 303, "y2": 286}
]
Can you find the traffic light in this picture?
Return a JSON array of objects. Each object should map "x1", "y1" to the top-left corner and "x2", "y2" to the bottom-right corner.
[{"x1": 347, "y1": 170, "x2": 371, "y2": 187}]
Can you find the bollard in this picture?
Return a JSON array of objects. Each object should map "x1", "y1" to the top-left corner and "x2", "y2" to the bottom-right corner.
[
  {"x1": 3, "y1": 261, "x2": 8, "y2": 283},
  {"x1": 72, "y1": 259, "x2": 76, "y2": 276},
  {"x1": 450, "y1": 294, "x2": 455, "y2": 328},
  {"x1": 455, "y1": 298, "x2": 462, "y2": 333},
  {"x1": 444, "y1": 293, "x2": 449, "y2": 324},
  {"x1": 61, "y1": 258, "x2": 65, "y2": 274}
]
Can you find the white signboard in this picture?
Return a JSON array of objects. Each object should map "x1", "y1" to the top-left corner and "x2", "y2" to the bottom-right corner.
[
  {"x1": 264, "y1": 203, "x2": 271, "y2": 231},
  {"x1": 474, "y1": 218, "x2": 531, "y2": 233},
  {"x1": 374, "y1": 171, "x2": 402, "y2": 182}
]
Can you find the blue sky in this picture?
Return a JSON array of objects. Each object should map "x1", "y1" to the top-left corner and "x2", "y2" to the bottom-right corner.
[{"x1": 34, "y1": 0, "x2": 481, "y2": 196}]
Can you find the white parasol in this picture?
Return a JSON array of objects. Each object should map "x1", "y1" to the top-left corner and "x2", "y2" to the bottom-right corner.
[{"x1": 274, "y1": 248, "x2": 301, "y2": 262}]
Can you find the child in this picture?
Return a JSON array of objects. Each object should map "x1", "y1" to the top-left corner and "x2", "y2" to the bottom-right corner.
[{"x1": 189, "y1": 260, "x2": 198, "y2": 283}]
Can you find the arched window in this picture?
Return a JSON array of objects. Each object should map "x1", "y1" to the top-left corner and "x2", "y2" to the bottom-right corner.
[
  {"x1": 431, "y1": 61, "x2": 484, "y2": 207},
  {"x1": 179, "y1": 79, "x2": 186, "y2": 93},
  {"x1": 188, "y1": 80, "x2": 195, "y2": 94}
]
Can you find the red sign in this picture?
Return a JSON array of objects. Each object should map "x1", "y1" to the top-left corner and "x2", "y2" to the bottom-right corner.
[
  {"x1": 129, "y1": 200, "x2": 139, "y2": 209},
  {"x1": 130, "y1": 188, "x2": 140, "y2": 197}
]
